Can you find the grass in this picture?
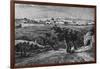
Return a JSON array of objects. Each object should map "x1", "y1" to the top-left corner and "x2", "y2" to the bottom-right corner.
[
  {"x1": 15, "y1": 25, "x2": 93, "y2": 40},
  {"x1": 15, "y1": 49, "x2": 94, "y2": 66},
  {"x1": 15, "y1": 26, "x2": 51, "y2": 40},
  {"x1": 15, "y1": 25, "x2": 94, "y2": 66}
]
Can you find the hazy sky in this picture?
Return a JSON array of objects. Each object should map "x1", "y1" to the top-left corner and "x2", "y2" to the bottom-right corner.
[{"x1": 15, "y1": 3, "x2": 95, "y2": 20}]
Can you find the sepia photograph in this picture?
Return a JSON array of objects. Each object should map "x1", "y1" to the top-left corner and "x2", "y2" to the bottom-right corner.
[{"x1": 11, "y1": 1, "x2": 96, "y2": 68}]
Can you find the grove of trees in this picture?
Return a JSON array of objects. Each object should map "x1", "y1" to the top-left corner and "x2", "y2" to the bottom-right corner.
[{"x1": 16, "y1": 24, "x2": 85, "y2": 57}]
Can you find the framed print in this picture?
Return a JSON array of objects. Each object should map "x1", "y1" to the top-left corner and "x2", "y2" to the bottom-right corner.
[{"x1": 10, "y1": 0, "x2": 96, "y2": 68}]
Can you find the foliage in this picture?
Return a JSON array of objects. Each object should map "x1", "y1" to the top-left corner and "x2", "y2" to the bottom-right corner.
[
  {"x1": 51, "y1": 25, "x2": 84, "y2": 53},
  {"x1": 15, "y1": 24, "x2": 87, "y2": 57}
]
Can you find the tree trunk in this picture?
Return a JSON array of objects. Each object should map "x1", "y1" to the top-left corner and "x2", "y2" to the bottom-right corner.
[{"x1": 63, "y1": 39, "x2": 68, "y2": 53}]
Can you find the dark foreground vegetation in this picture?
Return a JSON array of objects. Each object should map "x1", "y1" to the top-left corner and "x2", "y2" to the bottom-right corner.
[{"x1": 15, "y1": 24, "x2": 94, "y2": 65}]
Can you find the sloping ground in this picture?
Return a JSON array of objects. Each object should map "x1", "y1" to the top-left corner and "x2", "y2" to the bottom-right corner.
[
  {"x1": 75, "y1": 46, "x2": 92, "y2": 52},
  {"x1": 15, "y1": 48, "x2": 94, "y2": 66},
  {"x1": 15, "y1": 33, "x2": 94, "y2": 66},
  {"x1": 15, "y1": 40, "x2": 45, "y2": 48}
]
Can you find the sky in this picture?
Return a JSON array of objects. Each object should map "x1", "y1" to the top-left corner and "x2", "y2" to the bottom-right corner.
[{"x1": 15, "y1": 3, "x2": 95, "y2": 20}]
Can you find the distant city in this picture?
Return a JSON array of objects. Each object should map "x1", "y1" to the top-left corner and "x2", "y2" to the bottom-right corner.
[{"x1": 15, "y1": 17, "x2": 94, "y2": 28}]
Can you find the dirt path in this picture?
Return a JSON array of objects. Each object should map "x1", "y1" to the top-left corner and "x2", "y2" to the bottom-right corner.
[
  {"x1": 76, "y1": 52, "x2": 94, "y2": 61},
  {"x1": 15, "y1": 49, "x2": 66, "y2": 66},
  {"x1": 16, "y1": 49, "x2": 94, "y2": 66}
]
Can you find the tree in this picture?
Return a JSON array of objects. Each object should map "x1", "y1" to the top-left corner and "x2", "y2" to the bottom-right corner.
[
  {"x1": 51, "y1": 25, "x2": 79, "y2": 53},
  {"x1": 16, "y1": 42, "x2": 33, "y2": 57}
]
